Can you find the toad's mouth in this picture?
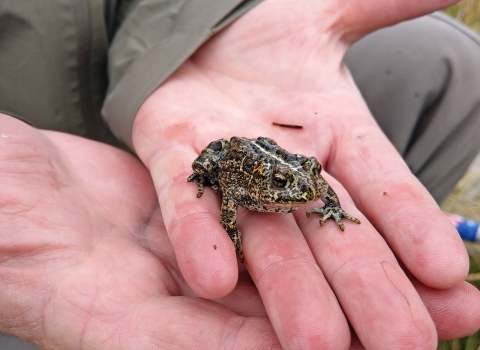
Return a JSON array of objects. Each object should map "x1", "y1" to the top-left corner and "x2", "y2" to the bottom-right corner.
[
  {"x1": 260, "y1": 185, "x2": 319, "y2": 204},
  {"x1": 260, "y1": 193, "x2": 318, "y2": 206}
]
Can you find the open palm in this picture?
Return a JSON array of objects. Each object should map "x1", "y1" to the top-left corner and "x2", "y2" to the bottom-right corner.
[
  {"x1": 131, "y1": 0, "x2": 480, "y2": 348},
  {"x1": 0, "y1": 115, "x2": 280, "y2": 349}
]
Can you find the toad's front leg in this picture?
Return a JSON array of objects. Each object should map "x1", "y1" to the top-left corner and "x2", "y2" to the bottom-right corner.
[
  {"x1": 187, "y1": 173, "x2": 205, "y2": 197},
  {"x1": 306, "y1": 175, "x2": 360, "y2": 230},
  {"x1": 220, "y1": 191, "x2": 244, "y2": 262}
]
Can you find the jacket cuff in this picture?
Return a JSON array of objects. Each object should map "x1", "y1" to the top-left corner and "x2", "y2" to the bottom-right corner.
[{"x1": 102, "y1": 0, "x2": 263, "y2": 150}]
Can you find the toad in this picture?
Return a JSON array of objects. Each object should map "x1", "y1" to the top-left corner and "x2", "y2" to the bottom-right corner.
[{"x1": 188, "y1": 136, "x2": 360, "y2": 261}]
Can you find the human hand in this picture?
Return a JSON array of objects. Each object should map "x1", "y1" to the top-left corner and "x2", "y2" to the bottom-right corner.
[
  {"x1": 0, "y1": 114, "x2": 282, "y2": 349},
  {"x1": 132, "y1": 0, "x2": 480, "y2": 348}
]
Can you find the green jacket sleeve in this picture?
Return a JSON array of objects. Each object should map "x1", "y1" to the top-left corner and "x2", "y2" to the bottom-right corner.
[{"x1": 102, "y1": 0, "x2": 263, "y2": 150}]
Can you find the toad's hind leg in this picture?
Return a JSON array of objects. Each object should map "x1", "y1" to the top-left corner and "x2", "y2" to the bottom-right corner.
[{"x1": 220, "y1": 193, "x2": 244, "y2": 262}]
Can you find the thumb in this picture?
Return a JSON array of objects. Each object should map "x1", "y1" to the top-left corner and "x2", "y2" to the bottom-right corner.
[{"x1": 338, "y1": 0, "x2": 458, "y2": 42}]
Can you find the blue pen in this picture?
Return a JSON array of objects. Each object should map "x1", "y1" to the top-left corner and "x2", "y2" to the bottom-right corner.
[{"x1": 445, "y1": 213, "x2": 480, "y2": 242}]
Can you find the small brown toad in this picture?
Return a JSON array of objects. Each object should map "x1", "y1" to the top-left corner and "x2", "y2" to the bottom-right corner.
[{"x1": 188, "y1": 136, "x2": 360, "y2": 261}]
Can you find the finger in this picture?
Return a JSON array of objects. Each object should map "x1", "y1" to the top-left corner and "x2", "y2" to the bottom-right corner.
[
  {"x1": 145, "y1": 146, "x2": 239, "y2": 299},
  {"x1": 413, "y1": 280, "x2": 480, "y2": 340},
  {"x1": 295, "y1": 178, "x2": 438, "y2": 349},
  {"x1": 242, "y1": 210, "x2": 351, "y2": 349},
  {"x1": 235, "y1": 0, "x2": 458, "y2": 50},
  {"x1": 327, "y1": 116, "x2": 469, "y2": 289}
]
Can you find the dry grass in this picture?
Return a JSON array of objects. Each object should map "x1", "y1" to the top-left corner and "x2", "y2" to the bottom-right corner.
[
  {"x1": 444, "y1": 0, "x2": 480, "y2": 32},
  {"x1": 442, "y1": 170, "x2": 480, "y2": 222}
]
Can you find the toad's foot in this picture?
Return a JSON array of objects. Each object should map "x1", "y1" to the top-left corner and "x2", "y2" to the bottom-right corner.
[
  {"x1": 306, "y1": 205, "x2": 360, "y2": 231},
  {"x1": 227, "y1": 228, "x2": 243, "y2": 262}
]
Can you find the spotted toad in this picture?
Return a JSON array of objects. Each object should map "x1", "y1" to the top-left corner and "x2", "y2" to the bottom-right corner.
[{"x1": 188, "y1": 136, "x2": 360, "y2": 261}]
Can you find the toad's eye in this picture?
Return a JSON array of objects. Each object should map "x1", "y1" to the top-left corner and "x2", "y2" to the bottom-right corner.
[
  {"x1": 272, "y1": 172, "x2": 289, "y2": 188},
  {"x1": 311, "y1": 163, "x2": 321, "y2": 177},
  {"x1": 208, "y1": 140, "x2": 224, "y2": 152}
]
